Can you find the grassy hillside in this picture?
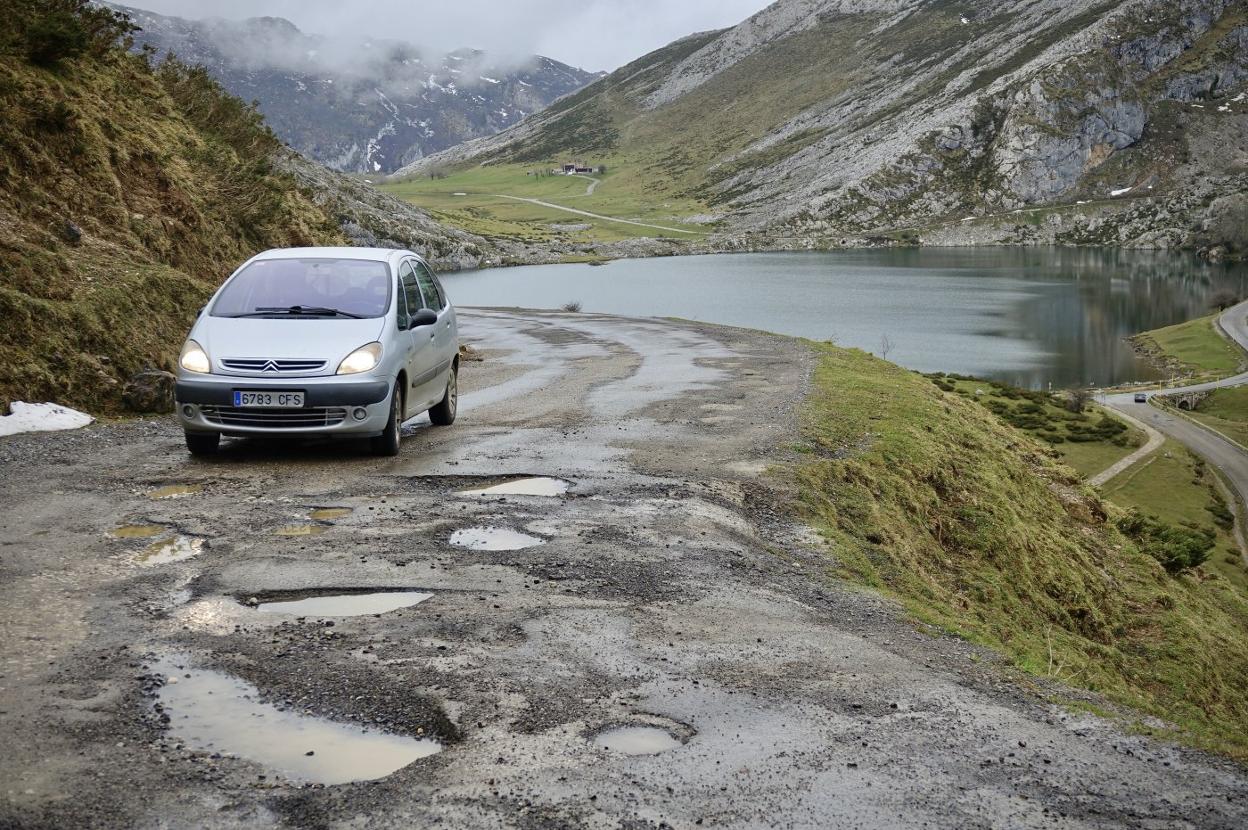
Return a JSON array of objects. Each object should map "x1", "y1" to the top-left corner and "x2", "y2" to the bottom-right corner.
[
  {"x1": 1189, "y1": 386, "x2": 1248, "y2": 447},
  {"x1": 0, "y1": 0, "x2": 496, "y2": 412},
  {"x1": 380, "y1": 164, "x2": 710, "y2": 245},
  {"x1": 0, "y1": 1, "x2": 343, "y2": 411},
  {"x1": 1130, "y1": 312, "x2": 1246, "y2": 382},
  {"x1": 925, "y1": 373, "x2": 1144, "y2": 478},
  {"x1": 799, "y1": 345, "x2": 1248, "y2": 758}
]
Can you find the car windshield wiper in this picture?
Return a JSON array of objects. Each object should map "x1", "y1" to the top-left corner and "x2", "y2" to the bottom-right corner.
[{"x1": 229, "y1": 306, "x2": 365, "y2": 319}]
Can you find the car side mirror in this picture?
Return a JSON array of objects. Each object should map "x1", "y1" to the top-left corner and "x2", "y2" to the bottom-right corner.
[{"x1": 410, "y1": 308, "x2": 438, "y2": 328}]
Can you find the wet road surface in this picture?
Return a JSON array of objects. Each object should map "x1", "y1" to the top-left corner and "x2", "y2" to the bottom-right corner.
[{"x1": 2, "y1": 310, "x2": 1247, "y2": 828}]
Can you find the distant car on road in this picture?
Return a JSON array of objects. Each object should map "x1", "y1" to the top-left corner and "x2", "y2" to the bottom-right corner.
[
  {"x1": 1134, "y1": 392, "x2": 1148, "y2": 403},
  {"x1": 175, "y1": 247, "x2": 458, "y2": 457}
]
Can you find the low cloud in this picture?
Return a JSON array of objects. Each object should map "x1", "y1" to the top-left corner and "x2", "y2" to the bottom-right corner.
[{"x1": 124, "y1": 0, "x2": 773, "y2": 71}]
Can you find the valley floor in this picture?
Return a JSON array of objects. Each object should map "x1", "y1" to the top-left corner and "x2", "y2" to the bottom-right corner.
[{"x1": 2, "y1": 311, "x2": 1246, "y2": 828}]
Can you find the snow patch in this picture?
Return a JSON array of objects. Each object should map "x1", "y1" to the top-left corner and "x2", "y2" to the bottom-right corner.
[
  {"x1": 479, "y1": 76, "x2": 500, "y2": 84},
  {"x1": 0, "y1": 402, "x2": 93, "y2": 437},
  {"x1": 1110, "y1": 187, "x2": 1133, "y2": 197}
]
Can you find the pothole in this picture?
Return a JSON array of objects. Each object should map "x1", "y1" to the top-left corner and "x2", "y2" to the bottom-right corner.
[
  {"x1": 309, "y1": 507, "x2": 352, "y2": 521},
  {"x1": 110, "y1": 524, "x2": 166, "y2": 539},
  {"x1": 449, "y1": 526, "x2": 545, "y2": 551},
  {"x1": 251, "y1": 590, "x2": 433, "y2": 617},
  {"x1": 592, "y1": 725, "x2": 684, "y2": 755},
  {"x1": 456, "y1": 477, "x2": 570, "y2": 497},
  {"x1": 275, "y1": 525, "x2": 327, "y2": 537},
  {"x1": 148, "y1": 484, "x2": 202, "y2": 500},
  {"x1": 136, "y1": 536, "x2": 204, "y2": 567},
  {"x1": 149, "y1": 655, "x2": 441, "y2": 785}
]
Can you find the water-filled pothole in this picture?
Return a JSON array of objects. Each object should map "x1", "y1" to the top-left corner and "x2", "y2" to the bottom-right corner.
[
  {"x1": 254, "y1": 590, "x2": 432, "y2": 617},
  {"x1": 275, "y1": 525, "x2": 327, "y2": 537},
  {"x1": 457, "y1": 477, "x2": 570, "y2": 497},
  {"x1": 449, "y1": 526, "x2": 545, "y2": 551},
  {"x1": 309, "y1": 507, "x2": 352, "y2": 521},
  {"x1": 593, "y1": 725, "x2": 684, "y2": 755},
  {"x1": 148, "y1": 484, "x2": 202, "y2": 500},
  {"x1": 150, "y1": 655, "x2": 440, "y2": 784},
  {"x1": 136, "y1": 536, "x2": 204, "y2": 567},
  {"x1": 111, "y1": 524, "x2": 166, "y2": 539}
]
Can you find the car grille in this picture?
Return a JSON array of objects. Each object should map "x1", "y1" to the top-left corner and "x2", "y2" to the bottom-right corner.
[
  {"x1": 200, "y1": 406, "x2": 348, "y2": 429},
  {"x1": 219, "y1": 358, "x2": 327, "y2": 374}
]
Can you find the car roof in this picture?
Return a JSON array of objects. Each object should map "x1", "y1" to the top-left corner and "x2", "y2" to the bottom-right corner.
[{"x1": 249, "y1": 247, "x2": 416, "y2": 263}]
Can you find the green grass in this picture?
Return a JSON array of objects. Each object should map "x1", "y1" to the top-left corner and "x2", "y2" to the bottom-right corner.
[
  {"x1": 925, "y1": 373, "x2": 1143, "y2": 478},
  {"x1": 1131, "y1": 313, "x2": 1246, "y2": 382},
  {"x1": 1101, "y1": 439, "x2": 1245, "y2": 593},
  {"x1": 1189, "y1": 386, "x2": 1248, "y2": 447},
  {"x1": 380, "y1": 163, "x2": 710, "y2": 244},
  {"x1": 799, "y1": 345, "x2": 1248, "y2": 758}
]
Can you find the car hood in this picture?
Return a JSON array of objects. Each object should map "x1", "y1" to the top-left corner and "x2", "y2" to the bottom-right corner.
[{"x1": 194, "y1": 316, "x2": 386, "y2": 371}]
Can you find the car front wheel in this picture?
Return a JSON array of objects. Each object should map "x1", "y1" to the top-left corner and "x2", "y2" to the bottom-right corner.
[
  {"x1": 429, "y1": 365, "x2": 457, "y2": 426},
  {"x1": 370, "y1": 385, "x2": 402, "y2": 457}
]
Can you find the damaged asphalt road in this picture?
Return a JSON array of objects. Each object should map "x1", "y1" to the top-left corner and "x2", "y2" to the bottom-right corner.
[{"x1": 1, "y1": 309, "x2": 1246, "y2": 829}]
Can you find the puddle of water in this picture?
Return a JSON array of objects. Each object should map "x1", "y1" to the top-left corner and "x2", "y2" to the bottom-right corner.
[
  {"x1": 275, "y1": 525, "x2": 327, "y2": 537},
  {"x1": 457, "y1": 477, "x2": 570, "y2": 497},
  {"x1": 137, "y1": 536, "x2": 204, "y2": 566},
  {"x1": 149, "y1": 484, "x2": 202, "y2": 500},
  {"x1": 151, "y1": 656, "x2": 440, "y2": 784},
  {"x1": 309, "y1": 508, "x2": 352, "y2": 521},
  {"x1": 111, "y1": 524, "x2": 167, "y2": 539},
  {"x1": 593, "y1": 726, "x2": 683, "y2": 755},
  {"x1": 449, "y1": 526, "x2": 545, "y2": 551},
  {"x1": 256, "y1": 591, "x2": 433, "y2": 617}
]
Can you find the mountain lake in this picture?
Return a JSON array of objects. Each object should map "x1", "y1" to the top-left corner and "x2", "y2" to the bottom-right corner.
[{"x1": 444, "y1": 248, "x2": 1248, "y2": 389}]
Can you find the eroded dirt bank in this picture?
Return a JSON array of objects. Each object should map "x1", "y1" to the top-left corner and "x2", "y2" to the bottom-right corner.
[{"x1": 1, "y1": 310, "x2": 1245, "y2": 828}]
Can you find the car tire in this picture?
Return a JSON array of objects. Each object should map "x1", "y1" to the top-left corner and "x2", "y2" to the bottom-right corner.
[
  {"x1": 185, "y1": 431, "x2": 220, "y2": 456},
  {"x1": 429, "y1": 365, "x2": 458, "y2": 427},
  {"x1": 370, "y1": 384, "x2": 402, "y2": 457}
]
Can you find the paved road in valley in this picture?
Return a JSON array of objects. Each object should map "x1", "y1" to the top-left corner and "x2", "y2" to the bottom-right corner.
[{"x1": 1101, "y1": 300, "x2": 1248, "y2": 524}]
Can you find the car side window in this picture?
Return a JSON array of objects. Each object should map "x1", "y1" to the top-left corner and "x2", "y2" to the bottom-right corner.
[
  {"x1": 413, "y1": 261, "x2": 442, "y2": 311},
  {"x1": 395, "y1": 272, "x2": 408, "y2": 329},
  {"x1": 430, "y1": 271, "x2": 449, "y2": 310},
  {"x1": 399, "y1": 261, "x2": 422, "y2": 327}
]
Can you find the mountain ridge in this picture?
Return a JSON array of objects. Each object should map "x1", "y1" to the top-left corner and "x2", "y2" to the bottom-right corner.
[
  {"x1": 106, "y1": 2, "x2": 603, "y2": 174},
  {"x1": 396, "y1": 0, "x2": 1248, "y2": 257}
]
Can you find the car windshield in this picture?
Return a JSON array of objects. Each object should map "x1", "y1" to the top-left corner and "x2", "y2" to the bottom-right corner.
[{"x1": 211, "y1": 258, "x2": 392, "y2": 318}]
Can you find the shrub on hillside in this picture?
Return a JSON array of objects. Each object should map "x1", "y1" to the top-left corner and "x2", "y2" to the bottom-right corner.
[
  {"x1": 8, "y1": 0, "x2": 134, "y2": 68},
  {"x1": 1116, "y1": 510, "x2": 1215, "y2": 574}
]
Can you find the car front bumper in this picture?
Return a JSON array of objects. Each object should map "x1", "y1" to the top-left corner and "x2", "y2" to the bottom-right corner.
[{"x1": 175, "y1": 375, "x2": 392, "y2": 436}]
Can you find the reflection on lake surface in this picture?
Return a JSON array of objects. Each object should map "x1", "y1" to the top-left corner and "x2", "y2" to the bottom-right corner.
[{"x1": 444, "y1": 248, "x2": 1248, "y2": 388}]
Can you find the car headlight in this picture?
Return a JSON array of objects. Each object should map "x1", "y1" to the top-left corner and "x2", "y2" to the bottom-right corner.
[
  {"x1": 337, "y1": 342, "x2": 382, "y2": 375},
  {"x1": 179, "y1": 340, "x2": 211, "y2": 374}
]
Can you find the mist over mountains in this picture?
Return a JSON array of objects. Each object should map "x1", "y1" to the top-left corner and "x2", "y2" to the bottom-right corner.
[{"x1": 106, "y1": 3, "x2": 602, "y2": 173}]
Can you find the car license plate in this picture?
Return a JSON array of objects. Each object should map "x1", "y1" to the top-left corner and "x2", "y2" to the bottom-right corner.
[{"x1": 233, "y1": 391, "x2": 305, "y2": 408}]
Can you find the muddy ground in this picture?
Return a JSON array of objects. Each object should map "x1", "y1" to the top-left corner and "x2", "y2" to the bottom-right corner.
[{"x1": 1, "y1": 310, "x2": 1246, "y2": 829}]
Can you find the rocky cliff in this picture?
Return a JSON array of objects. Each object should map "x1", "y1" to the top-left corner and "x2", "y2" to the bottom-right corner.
[
  {"x1": 106, "y1": 3, "x2": 602, "y2": 174},
  {"x1": 399, "y1": 0, "x2": 1248, "y2": 257}
]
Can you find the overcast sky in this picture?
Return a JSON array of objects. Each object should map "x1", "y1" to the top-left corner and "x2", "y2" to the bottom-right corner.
[{"x1": 126, "y1": 1, "x2": 775, "y2": 71}]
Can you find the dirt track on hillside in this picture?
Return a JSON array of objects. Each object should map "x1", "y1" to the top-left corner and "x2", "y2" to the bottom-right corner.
[{"x1": 2, "y1": 310, "x2": 1246, "y2": 828}]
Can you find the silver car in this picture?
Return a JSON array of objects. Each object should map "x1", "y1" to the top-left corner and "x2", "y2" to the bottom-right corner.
[{"x1": 175, "y1": 247, "x2": 458, "y2": 456}]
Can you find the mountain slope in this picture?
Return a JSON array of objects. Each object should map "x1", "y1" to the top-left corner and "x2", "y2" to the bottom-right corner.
[
  {"x1": 0, "y1": 0, "x2": 518, "y2": 412},
  {"x1": 399, "y1": 0, "x2": 1248, "y2": 255},
  {"x1": 107, "y1": 3, "x2": 602, "y2": 174}
]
